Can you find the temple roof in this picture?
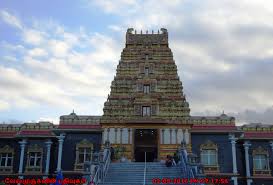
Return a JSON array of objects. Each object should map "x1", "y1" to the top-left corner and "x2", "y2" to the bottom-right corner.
[
  {"x1": 59, "y1": 111, "x2": 101, "y2": 125},
  {"x1": 0, "y1": 121, "x2": 56, "y2": 138}
]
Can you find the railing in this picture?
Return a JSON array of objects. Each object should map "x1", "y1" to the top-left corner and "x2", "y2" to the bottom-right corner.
[
  {"x1": 92, "y1": 148, "x2": 111, "y2": 185},
  {"x1": 179, "y1": 144, "x2": 204, "y2": 185},
  {"x1": 143, "y1": 152, "x2": 146, "y2": 185}
]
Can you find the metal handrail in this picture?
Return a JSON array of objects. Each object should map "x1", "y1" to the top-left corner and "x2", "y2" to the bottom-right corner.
[
  {"x1": 93, "y1": 149, "x2": 111, "y2": 185},
  {"x1": 143, "y1": 152, "x2": 146, "y2": 185},
  {"x1": 103, "y1": 150, "x2": 111, "y2": 180}
]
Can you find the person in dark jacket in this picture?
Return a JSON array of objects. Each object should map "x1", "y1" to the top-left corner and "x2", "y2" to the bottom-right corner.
[{"x1": 165, "y1": 155, "x2": 172, "y2": 167}]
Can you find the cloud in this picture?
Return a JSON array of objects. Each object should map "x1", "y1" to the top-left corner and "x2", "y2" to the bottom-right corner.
[
  {"x1": 28, "y1": 48, "x2": 48, "y2": 57},
  {"x1": 108, "y1": 25, "x2": 123, "y2": 32},
  {"x1": 0, "y1": 100, "x2": 10, "y2": 111},
  {"x1": 0, "y1": 11, "x2": 120, "y2": 120},
  {"x1": 1, "y1": 1, "x2": 273, "y2": 125},
  {"x1": 91, "y1": 0, "x2": 140, "y2": 15},
  {"x1": 0, "y1": 10, "x2": 23, "y2": 29},
  {"x1": 3, "y1": 56, "x2": 18, "y2": 62},
  {"x1": 91, "y1": 0, "x2": 273, "y2": 124},
  {"x1": 22, "y1": 29, "x2": 47, "y2": 45}
]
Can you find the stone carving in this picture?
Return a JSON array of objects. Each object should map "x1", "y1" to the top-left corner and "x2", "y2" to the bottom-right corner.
[
  {"x1": 160, "y1": 28, "x2": 168, "y2": 34},
  {"x1": 126, "y1": 28, "x2": 134, "y2": 34},
  {"x1": 101, "y1": 28, "x2": 190, "y2": 124}
]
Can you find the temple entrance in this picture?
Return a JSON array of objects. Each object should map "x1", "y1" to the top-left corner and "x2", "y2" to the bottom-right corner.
[{"x1": 134, "y1": 129, "x2": 158, "y2": 162}]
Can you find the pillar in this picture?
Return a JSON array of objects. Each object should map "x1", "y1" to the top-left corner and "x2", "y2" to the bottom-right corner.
[
  {"x1": 269, "y1": 141, "x2": 273, "y2": 175},
  {"x1": 177, "y1": 129, "x2": 183, "y2": 144},
  {"x1": 128, "y1": 128, "x2": 131, "y2": 144},
  {"x1": 56, "y1": 134, "x2": 65, "y2": 172},
  {"x1": 120, "y1": 128, "x2": 123, "y2": 144},
  {"x1": 270, "y1": 141, "x2": 273, "y2": 158},
  {"x1": 161, "y1": 129, "x2": 165, "y2": 144},
  {"x1": 107, "y1": 128, "x2": 110, "y2": 141},
  {"x1": 116, "y1": 128, "x2": 121, "y2": 144},
  {"x1": 114, "y1": 128, "x2": 118, "y2": 144},
  {"x1": 184, "y1": 129, "x2": 189, "y2": 144},
  {"x1": 170, "y1": 129, "x2": 173, "y2": 144},
  {"x1": 18, "y1": 139, "x2": 27, "y2": 177},
  {"x1": 229, "y1": 134, "x2": 238, "y2": 185},
  {"x1": 243, "y1": 141, "x2": 252, "y2": 185},
  {"x1": 44, "y1": 140, "x2": 52, "y2": 177}
]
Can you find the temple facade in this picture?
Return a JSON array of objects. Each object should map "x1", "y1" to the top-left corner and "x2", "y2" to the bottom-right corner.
[{"x1": 0, "y1": 28, "x2": 273, "y2": 185}]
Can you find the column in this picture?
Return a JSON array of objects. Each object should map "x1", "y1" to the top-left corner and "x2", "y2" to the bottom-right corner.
[
  {"x1": 161, "y1": 129, "x2": 165, "y2": 144},
  {"x1": 44, "y1": 140, "x2": 52, "y2": 177},
  {"x1": 114, "y1": 128, "x2": 118, "y2": 144},
  {"x1": 120, "y1": 128, "x2": 123, "y2": 144},
  {"x1": 18, "y1": 139, "x2": 27, "y2": 177},
  {"x1": 56, "y1": 134, "x2": 65, "y2": 172},
  {"x1": 164, "y1": 129, "x2": 170, "y2": 144},
  {"x1": 170, "y1": 129, "x2": 173, "y2": 144},
  {"x1": 116, "y1": 128, "x2": 121, "y2": 144},
  {"x1": 243, "y1": 141, "x2": 252, "y2": 185},
  {"x1": 107, "y1": 128, "x2": 110, "y2": 141},
  {"x1": 175, "y1": 129, "x2": 178, "y2": 144},
  {"x1": 270, "y1": 141, "x2": 273, "y2": 158},
  {"x1": 109, "y1": 128, "x2": 115, "y2": 144},
  {"x1": 128, "y1": 128, "x2": 131, "y2": 144},
  {"x1": 184, "y1": 129, "x2": 189, "y2": 144},
  {"x1": 269, "y1": 141, "x2": 273, "y2": 174},
  {"x1": 177, "y1": 129, "x2": 183, "y2": 144},
  {"x1": 122, "y1": 128, "x2": 129, "y2": 144},
  {"x1": 102, "y1": 129, "x2": 104, "y2": 144},
  {"x1": 229, "y1": 134, "x2": 238, "y2": 185}
]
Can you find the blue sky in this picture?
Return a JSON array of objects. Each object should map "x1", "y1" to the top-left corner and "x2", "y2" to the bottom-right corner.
[{"x1": 0, "y1": 0, "x2": 273, "y2": 124}]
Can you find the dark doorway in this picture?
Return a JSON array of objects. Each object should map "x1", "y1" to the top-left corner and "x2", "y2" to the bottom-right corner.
[{"x1": 134, "y1": 129, "x2": 158, "y2": 162}]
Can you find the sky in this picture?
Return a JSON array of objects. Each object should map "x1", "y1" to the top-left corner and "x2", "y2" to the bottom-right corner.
[{"x1": 0, "y1": 0, "x2": 273, "y2": 125}]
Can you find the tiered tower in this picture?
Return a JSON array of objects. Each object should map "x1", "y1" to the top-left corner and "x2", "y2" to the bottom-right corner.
[
  {"x1": 101, "y1": 28, "x2": 192, "y2": 161},
  {"x1": 101, "y1": 28, "x2": 190, "y2": 124}
]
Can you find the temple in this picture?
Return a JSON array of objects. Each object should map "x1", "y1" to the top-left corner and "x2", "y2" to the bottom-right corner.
[{"x1": 0, "y1": 28, "x2": 273, "y2": 185}]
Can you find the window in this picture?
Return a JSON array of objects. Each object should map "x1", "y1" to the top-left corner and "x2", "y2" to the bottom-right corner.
[
  {"x1": 143, "y1": 85, "x2": 150, "y2": 94},
  {"x1": 0, "y1": 146, "x2": 14, "y2": 173},
  {"x1": 78, "y1": 148, "x2": 92, "y2": 163},
  {"x1": 201, "y1": 149, "x2": 217, "y2": 165},
  {"x1": 145, "y1": 67, "x2": 149, "y2": 75},
  {"x1": 142, "y1": 106, "x2": 151, "y2": 116},
  {"x1": 28, "y1": 152, "x2": 42, "y2": 167},
  {"x1": 0, "y1": 153, "x2": 12, "y2": 167},
  {"x1": 254, "y1": 154, "x2": 268, "y2": 170},
  {"x1": 26, "y1": 144, "x2": 43, "y2": 172},
  {"x1": 74, "y1": 139, "x2": 93, "y2": 171},
  {"x1": 200, "y1": 140, "x2": 219, "y2": 172},
  {"x1": 252, "y1": 146, "x2": 271, "y2": 175},
  {"x1": 145, "y1": 54, "x2": 149, "y2": 60}
]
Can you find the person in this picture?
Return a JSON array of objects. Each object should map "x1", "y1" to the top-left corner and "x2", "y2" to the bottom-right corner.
[
  {"x1": 172, "y1": 156, "x2": 176, "y2": 166},
  {"x1": 165, "y1": 155, "x2": 172, "y2": 167},
  {"x1": 173, "y1": 152, "x2": 178, "y2": 165},
  {"x1": 110, "y1": 147, "x2": 114, "y2": 161}
]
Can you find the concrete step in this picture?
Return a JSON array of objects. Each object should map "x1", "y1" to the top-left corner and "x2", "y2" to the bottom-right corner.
[{"x1": 99, "y1": 162, "x2": 193, "y2": 185}]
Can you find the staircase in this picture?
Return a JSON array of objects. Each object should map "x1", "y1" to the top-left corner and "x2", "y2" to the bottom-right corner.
[{"x1": 99, "y1": 162, "x2": 189, "y2": 185}]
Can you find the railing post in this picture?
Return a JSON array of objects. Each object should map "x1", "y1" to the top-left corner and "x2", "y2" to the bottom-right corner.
[{"x1": 143, "y1": 152, "x2": 146, "y2": 185}]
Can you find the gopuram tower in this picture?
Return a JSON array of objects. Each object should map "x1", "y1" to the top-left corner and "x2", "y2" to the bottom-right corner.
[{"x1": 101, "y1": 28, "x2": 192, "y2": 162}]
